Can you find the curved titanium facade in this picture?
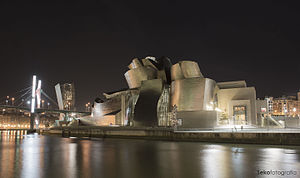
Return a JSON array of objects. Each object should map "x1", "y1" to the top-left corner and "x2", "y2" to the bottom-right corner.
[
  {"x1": 92, "y1": 97, "x2": 121, "y2": 117},
  {"x1": 128, "y1": 58, "x2": 143, "y2": 69},
  {"x1": 141, "y1": 58, "x2": 158, "y2": 70},
  {"x1": 124, "y1": 66, "x2": 157, "y2": 89},
  {"x1": 171, "y1": 78, "x2": 217, "y2": 111},
  {"x1": 171, "y1": 63, "x2": 185, "y2": 81},
  {"x1": 133, "y1": 79, "x2": 163, "y2": 127},
  {"x1": 171, "y1": 61, "x2": 203, "y2": 81}
]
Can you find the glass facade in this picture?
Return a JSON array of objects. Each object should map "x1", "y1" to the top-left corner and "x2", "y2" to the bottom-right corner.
[{"x1": 233, "y1": 106, "x2": 247, "y2": 125}]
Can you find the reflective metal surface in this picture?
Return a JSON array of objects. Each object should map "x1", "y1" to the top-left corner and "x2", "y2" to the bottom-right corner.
[
  {"x1": 141, "y1": 58, "x2": 158, "y2": 70},
  {"x1": 171, "y1": 78, "x2": 217, "y2": 111},
  {"x1": 133, "y1": 79, "x2": 163, "y2": 127},
  {"x1": 217, "y1": 80, "x2": 247, "y2": 89},
  {"x1": 171, "y1": 63, "x2": 184, "y2": 81},
  {"x1": 180, "y1": 61, "x2": 203, "y2": 79},
  {"x1": 124, "y1": 66, "x2": 157, "y2": 89},
  {"x1": 93, "y1": 97, "x2": 121, "y2": 117},
  {"x1": 81, "y1": 90, "x2": 140, "y2": 126},
  {"x1": 128, "y1": 58, "x2": 142, "y2": 69},
  {"x1": 1, "y1": 133, "x2": 300, "y2": 178},
  {"x1": 171, "y1": 61, "x2": 203, "y2": 81}
]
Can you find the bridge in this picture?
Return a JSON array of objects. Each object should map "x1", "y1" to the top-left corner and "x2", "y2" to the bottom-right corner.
[
  {"x1": 0, "y1": 105, "x2": 90, "y2": 115},
  {"x1": 0, "y1": 75, "x2": 90, "y2": 130}
]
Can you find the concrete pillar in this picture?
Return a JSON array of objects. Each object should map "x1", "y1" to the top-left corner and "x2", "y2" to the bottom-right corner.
[
  {"x1": 35, "y1": 114, "x2": 40, "y2": 129},
  {"x1": 30, "y1": 114, "x2": 35, "y2": 130},
  {"x1": 121, "y1": 94, "x2": 126, "y2": 126}
]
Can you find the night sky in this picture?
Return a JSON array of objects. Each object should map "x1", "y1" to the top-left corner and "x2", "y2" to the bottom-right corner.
[{"x1": 0, "y1": 1, "x2": 299, "y2": 110}]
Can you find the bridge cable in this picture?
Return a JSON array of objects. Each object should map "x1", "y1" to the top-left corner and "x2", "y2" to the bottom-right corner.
[
  {"x1": 41, "y1": 91, "x2": 59, "y2": 107},
  {"x1": 0, "y1": 86, "x2": 32, "y2": 103},
  {"x1": 17, "y1": 95, "x2": 32, "y2": 107},
  {"x1": 12, "y1": 87, "x2": 32, "y2": 105}
]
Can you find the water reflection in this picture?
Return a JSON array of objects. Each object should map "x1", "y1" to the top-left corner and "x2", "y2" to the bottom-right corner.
[
  {"x1": 21, "y1": 134, "x2": 42, "y2": 178},
  {"x1": 0, "y1": 134, "x2": 300, "y2": 178}
]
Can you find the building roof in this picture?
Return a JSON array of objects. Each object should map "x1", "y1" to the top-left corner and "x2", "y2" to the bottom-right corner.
[{"x1": 217, "y1": 80, "x2": 247, "y2": 89}]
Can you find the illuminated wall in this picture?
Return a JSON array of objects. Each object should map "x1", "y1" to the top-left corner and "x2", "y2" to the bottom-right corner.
[{"x1": 217, "y1": 85, "x2": 257, "y2": 126}]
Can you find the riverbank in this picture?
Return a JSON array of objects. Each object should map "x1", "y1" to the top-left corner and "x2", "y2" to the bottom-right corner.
[{"x1": 40, "y1": 126, "x2": 300, "y2": 146}]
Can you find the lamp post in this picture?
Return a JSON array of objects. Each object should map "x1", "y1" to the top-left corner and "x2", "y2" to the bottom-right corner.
[
  {"x1": 85, "y1": 103, "x2": 88, "y2": 112},
  {"x1": 11, "y1": 97, "x2": 15, "y2": 106},
  {"x1": 284, "y1": 109, "x2": 288, "y2": 128},
  {"x1": 6, "y1": 96, "x2": 9, "y2": 105}
]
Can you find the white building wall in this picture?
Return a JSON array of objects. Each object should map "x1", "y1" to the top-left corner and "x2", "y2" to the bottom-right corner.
[{"x1": 217, "y1": 87, "x2": 257, "y2": 125}]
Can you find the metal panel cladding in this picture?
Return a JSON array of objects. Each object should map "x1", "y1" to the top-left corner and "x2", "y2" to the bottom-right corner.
[
  {"x1": 133, "y1": 79, "x2": 163, "y2": 127},
  {"x1": 171, "y1": 78, "x2": 216, "y2": 111},
  {"x1": 128, "y1": 58, "x2": 143, "y2": 69},
  {"x1": 124, "y1": 66, "x2": 157, "y2": 89},
  {"x1": 171, "y1": 61, "x2": 203, "y2": 81}
]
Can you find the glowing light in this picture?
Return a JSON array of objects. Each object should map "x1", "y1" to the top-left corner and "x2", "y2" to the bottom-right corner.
[
  {"x1": 36, "y1": 80, "x2": 42, "y2": 108},
  {"x1": 206, "y1": 105, "x2": 213, "y2": 111},
  {"x1": 215, "y1": 107, "x2": 222, "y2": 112},
  {"x1": 31, "y1": 75, "x2": 37, "y2": 113},
  {"x1": 293, "y1": 108, "x2": 296, "y2": 112}
]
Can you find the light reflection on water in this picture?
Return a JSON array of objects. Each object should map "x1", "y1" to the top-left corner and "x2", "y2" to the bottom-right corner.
[{"x1": 0, "y1": 132, "x2": 299, "y2": 178}]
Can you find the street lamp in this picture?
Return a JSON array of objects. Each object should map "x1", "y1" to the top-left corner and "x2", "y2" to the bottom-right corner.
[
  {"x1": 42, "y1": 100, "x2": 45, "y2": 108},
  {"x1": 85, "y1": 103, "x2": 88, "y2": 111},
  {"x1": 293, "y1": 108, "x2": 297, "y2": 117},
  {"x1": 11, "y1": 97, "x2": 15, "y2": 106}
]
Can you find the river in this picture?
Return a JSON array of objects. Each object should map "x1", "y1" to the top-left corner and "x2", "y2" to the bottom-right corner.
[{"x1": 0, "y1": 131, "x2": 300, "y2": 178}]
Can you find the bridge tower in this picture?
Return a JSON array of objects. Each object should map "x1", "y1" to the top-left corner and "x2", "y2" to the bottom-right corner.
[{"x1": 30, "y1": 75, "x2": 42, "y2": 131}]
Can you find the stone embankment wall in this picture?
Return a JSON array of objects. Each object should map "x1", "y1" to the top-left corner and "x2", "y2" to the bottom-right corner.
[{"x1": 41, "y1": 126, "x2": 300, "y2": 146}]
